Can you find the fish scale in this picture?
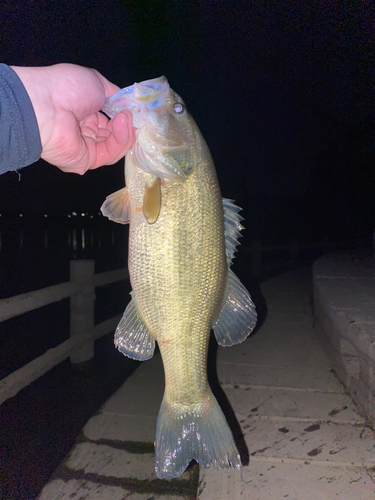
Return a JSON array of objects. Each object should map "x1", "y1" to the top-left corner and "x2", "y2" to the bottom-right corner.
[{"x1": 101, "y1": 76, "x2": 257, "y2": 478}]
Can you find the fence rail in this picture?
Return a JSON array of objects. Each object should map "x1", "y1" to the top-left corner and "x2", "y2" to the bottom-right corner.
[
  {"x1": 0, "y1": 260, "x2": 128, "y2": 406},
  {"x1": 0, "y1": 266, "x2": 128, "y2": 323}
]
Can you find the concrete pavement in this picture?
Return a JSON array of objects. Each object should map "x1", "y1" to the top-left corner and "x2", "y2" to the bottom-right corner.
[{"x1": 38, "y1": 267, "x2": 375, "y2": 499}]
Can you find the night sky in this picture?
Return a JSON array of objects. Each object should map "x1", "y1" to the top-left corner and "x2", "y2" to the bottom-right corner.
[{"x1": 0, "y1": 1, "x2": 374, "y2": 245}]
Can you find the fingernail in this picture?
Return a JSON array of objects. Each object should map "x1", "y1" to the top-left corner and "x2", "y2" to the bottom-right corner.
[{"x1": 83, "y1": 132, "x2": 98, "y2": 141}]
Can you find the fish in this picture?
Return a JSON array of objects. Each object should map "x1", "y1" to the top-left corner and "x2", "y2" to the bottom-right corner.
[{"x1": 100, "y1": 76, "x2": 257, "y2": 479}]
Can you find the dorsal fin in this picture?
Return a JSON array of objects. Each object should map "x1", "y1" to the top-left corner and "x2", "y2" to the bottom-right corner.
[{"x1": 222, "y1": 198, "x2": 244, "y2": 267}]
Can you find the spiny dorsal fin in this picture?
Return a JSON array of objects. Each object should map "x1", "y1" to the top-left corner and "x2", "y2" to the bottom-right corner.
[
  {"x1": 143, "y1": 177, "x2": 161, "y2": 224},
  {"x1": 223, "y1": 198, "x2": 244, "y2": 267},
  {"x1": 100, "y1": 187, "x2": 131, "y2": 224}
]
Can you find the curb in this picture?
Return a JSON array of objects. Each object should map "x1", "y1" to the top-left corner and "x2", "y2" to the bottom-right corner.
[{"x1": 313, "y1": 252, "x2": 375, "y2": 426}]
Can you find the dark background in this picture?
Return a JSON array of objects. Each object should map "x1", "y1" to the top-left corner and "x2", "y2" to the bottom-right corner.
[
  {"x1": 0, "y1": 1, "x2": 374, "y2": 498},
  {"x1": 1, "y1": 0, "x2": 374, "y2": 247}
]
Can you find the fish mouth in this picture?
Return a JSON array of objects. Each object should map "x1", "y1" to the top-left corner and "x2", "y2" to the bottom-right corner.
[
  {"x1": 102, "y1": 76, "x2": 170, "y2": 123},
  {"x1": 103, "y1": 76, "x2": 192, "y2": 180}
]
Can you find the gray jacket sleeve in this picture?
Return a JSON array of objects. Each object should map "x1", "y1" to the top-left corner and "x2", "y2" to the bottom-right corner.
[{"x1": 0, "y1": 64, "x2": 42, "y2": 174}]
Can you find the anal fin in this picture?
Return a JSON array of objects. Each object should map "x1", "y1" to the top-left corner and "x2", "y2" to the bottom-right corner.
[
  {"x1": 213, "y1": 269, "x2": 257, "y2": 346},
  {"x1": 115, "y1": 293, "x2": 155, "y2": 360}
]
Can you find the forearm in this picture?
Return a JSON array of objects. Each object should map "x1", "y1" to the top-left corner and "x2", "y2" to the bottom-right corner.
[
  {"x1": 0, "y1": 63, "x2": 134, "y2": 174},
  {"x1": 0, "y1": 64, "x2": 42, "y2": 174}
]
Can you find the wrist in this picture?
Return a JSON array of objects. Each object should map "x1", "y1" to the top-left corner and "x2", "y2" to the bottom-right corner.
[{"x1": 10, "y1": 66, "x2": 54, "y2": 150}]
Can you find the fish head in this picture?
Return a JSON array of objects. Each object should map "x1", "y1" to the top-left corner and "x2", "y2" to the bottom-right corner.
[{"x1": 103, "y1": 76, "x2": 198, "y2": 180}]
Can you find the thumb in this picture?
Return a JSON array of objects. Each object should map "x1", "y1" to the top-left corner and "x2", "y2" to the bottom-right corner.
[{"x1": 98, "y1": 110, "x2": 135, "y2": 167}]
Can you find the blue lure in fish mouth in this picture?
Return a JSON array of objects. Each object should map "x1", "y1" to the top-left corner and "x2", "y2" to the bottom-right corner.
[
  {"x1": 102, "y1": 76, "x2": 193, "y2": 181},
  {"x1": 102, "y1": 76, "x2": 170, "y2": 119}
]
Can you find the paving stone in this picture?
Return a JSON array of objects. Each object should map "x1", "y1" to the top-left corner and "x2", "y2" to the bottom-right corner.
[
  {"x1": 38, "y1": 478, "x2": 139, "y2": 499},
  {"x1": 39, "y1": 478, "x2": 189, "y2": 499},
  {"x1": 101, "y1": 355, "x2": 164, "y2": 416},
  {"x1": 198, "y1": 460, "x2": 375, "y2": 500},
  {"x1": 84, "y1": 413, "x2": 157, "y2": 443},
  {"x1": 217, "y1": 362, "x2": 344, "y2": 392},
  {"x1": 239, "y1": 416, "x2": 375, "y2": 466},
  {"x1": 225, "y1": 386, "x2": 364, "y2": 424},
  {"x1": 65, "y1": 442, "x2": 157, "y2": 480},
  {"x1": 218, "y1": 331, "x2": 332, "y2": 369}
]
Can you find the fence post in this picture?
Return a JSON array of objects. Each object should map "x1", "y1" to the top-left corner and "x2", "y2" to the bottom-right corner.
[{"x1": 69, "y1": 259, "x2": 96, "y2": 365}]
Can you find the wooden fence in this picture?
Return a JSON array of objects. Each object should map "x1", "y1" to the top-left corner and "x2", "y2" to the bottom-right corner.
[{"x1": 0, "y1": 260, "x2": 128, "y2": 406}]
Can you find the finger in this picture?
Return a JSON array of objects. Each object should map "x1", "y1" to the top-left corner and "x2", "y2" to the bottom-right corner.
[
  {"x1": 100, "y1": 110, "x2": 135, "y2": 165},
  {"x1": 81, "y1": 112, "x2": 115, "y2": 144},
  {"x1": 84, "y1": 110, "x2": 135, "y2": 169}
]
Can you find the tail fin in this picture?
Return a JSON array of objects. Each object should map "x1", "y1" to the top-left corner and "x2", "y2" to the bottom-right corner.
[{"x1": 154, "y1": 392, "x2": 240, "y2": 479}]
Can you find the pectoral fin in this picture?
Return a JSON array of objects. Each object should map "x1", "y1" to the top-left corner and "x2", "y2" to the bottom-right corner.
[
  {"x1": 115, "y1": 292, "x2": 155, "y2": 360},
  {"x1": 213, "y1": 269, "x2": 257, "y2": 346},
  {"x1": 143, "y1": 177, "x2": 161, "y2": 224},
  {"x1": 100, "y1": 187, "x2": 131, "y2": 224}
]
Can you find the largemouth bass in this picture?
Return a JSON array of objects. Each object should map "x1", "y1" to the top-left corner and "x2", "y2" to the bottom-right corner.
[{"x1": 101, "y1": 76, "x2": 257, "y2": 479}]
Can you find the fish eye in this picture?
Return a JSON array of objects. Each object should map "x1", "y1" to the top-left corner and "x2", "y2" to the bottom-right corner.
[{"x1": 173, "y1": 103, "x2": 185, "y2": 114}]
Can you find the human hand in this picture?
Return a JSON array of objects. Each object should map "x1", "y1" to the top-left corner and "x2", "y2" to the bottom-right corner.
[{"x1": 11, "y1": 63, "x2": 135, "y2": 174}]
